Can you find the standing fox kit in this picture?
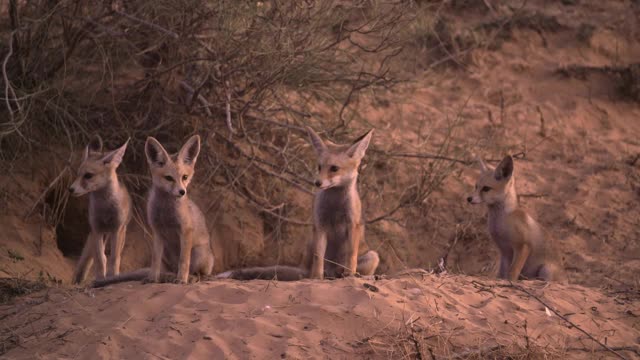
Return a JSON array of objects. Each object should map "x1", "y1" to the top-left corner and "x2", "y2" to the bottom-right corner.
[
  {"x1": 69, "y1": 135, "x2": 131, "y2": 284},
  {"x1": 145, "y1": 135, "x2": 214, "y2": 284},
  {"x1": 219, "y1": 127, "x2": 379, "y2": 280},
  {"x1": 467, "y1": 155, "x2": 565, "y2": 282}
]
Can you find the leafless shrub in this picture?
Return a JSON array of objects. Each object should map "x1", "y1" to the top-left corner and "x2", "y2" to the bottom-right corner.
[
  {"x1": 556, "y1": 63, "x2": 640, "y2": 102},
  {"x1": 0, "y1": 0, "x2": 474, "y2": 270}
]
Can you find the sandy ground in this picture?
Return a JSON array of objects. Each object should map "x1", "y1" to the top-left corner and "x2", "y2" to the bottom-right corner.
[{"x1": 1, "y1": 274, "x2": 639, "y2": 359}]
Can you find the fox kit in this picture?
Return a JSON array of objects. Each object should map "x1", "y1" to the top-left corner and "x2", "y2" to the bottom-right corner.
[
  {"x1": 467, "y1": 155, "x2": 565, "y2": 282},
  {"x1": 144, "y1": 135, "x2": 214, "y2": 284},
  {"x1": 69, "y1": 135, "x2": 131, "y2": 284},
  {"x1": 218, "y1": 127, "x2": 380, "y2": 280},
  {"x1": 92, "y1": 135, "x2": 215, "y2": 287}
]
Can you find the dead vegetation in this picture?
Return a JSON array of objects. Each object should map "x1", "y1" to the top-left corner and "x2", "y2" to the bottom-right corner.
[
  {"x1": 0, "y1": 278, "x2": 46, "y2": 304},
  {"x1": 557, "y1": 63, "x2": 640, "y2": 102},
  {"x1": 0, "y1": 0, "x2": 481, "y2": 272}
]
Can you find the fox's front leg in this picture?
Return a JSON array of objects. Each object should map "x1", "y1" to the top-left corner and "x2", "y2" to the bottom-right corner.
[
  {"x1": 509, "y1": 243, "x2": 531, "y2": 281},
  {"x1": 72, "y1": 233, "x2": 96, "y2": 284},
  {"x1": 497, "y1": 254, "x2": 510, "y2": 279},
  {"x1": 92, "y1": 232, "x2": 107, "y2": 281},
  {"x1": 342, "y1": 222, "x2": 362, "y2": 277},
  {"x1": 147, "y1": 231, "x2": 163, "y2": 283},
  {"x1": 310, "y1": 229, "x2": 327, "y2": 279},
  {"x1": 107, "y1": 226, "x2": 126, "y2": 277},
  {"x1": 176, "y1": 228, "x2": 193, "y2": 284}
]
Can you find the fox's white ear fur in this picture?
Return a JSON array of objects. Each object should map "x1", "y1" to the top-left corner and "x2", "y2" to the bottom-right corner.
[
  {"x1": 178, "y1": 135, "x2": 201, "y2": 166},
  {"x1": 494, "y1": 155, "x2": 514, "y2": 181},
  {"x1": 306, "y1": 127, "x2": 327, "y2": 155},
  {"x1": 346, "y1": 129, "x2": 374, "y2": 160},
  {"x1": 83, "y1": 135, "x2": 103, "y2": 161},
  {"x1": 145, "y1": 137, "x2": 171, "y2": 168},
  {"x1": 476, "y1": 155, "x2": 489, "y2": 172},
  {"x1": 101, "y1": 138, "x2": 129, "y2": 167}
]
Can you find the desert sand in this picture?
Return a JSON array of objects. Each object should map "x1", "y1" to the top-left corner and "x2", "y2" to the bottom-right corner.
[{"x1": 2, "y1": 274, "x2": 639, "y2": 359}]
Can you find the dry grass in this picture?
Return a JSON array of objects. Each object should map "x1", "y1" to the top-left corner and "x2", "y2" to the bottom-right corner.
[{"x1": 0, "y1": 278, "x2": 46, "y2": 304}]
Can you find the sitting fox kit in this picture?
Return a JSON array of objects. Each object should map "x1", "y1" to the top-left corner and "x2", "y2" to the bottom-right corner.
[
  {"x1": 305, "y1": 127, "x2": 379, "y2": 279},
  {"x1": 69, "y1": 135, "x2": 131, "y2": 284},
  {"x1": 145, "y1": 135, "x2": 214, "y2": 284},
  {"x1": 467, "y1": 155, "x2": 564, "y2": 282},
  {"x1": 218, "y1": 127, "x2": 380, "y2": 280}
]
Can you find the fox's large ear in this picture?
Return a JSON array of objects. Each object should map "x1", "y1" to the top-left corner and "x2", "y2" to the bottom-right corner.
[
  {"x1": 476, "y1": 155, "x2": 489, "y2": 172},
  {"x1": 306, "y1": 127, "x2": 326, "y2": 155},
  {"x1": 178, "y1": 135, "x2": 201, "y2": 166},
  {"x1": 345, "y1": 129, "x2": 374, "y2": 160},
  {"x1": 145, "y1": 137, "x2": 170, "y2": 168},
  {"x1": 494, "y1": 155, "x2": 514, "y2": 181},
  {"x1": 101, "y1": 138, "x2": 129, "y2": 168},
  {"x1": 83, "y1": 135, "x2": 103, "y2": 161}
]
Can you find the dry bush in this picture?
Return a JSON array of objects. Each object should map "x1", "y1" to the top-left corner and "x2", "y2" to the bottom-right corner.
[
  {"x1": 0, "y1": 0, "x2": 472, "y2": 271},
  {"x1": 557, "y1": 63, "x2": 640, "y2": 102}
]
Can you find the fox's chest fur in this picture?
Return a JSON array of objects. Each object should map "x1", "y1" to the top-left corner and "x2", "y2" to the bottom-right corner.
[
  {"x1": 314, "y1": 186, "x2": 361, "y2": 233},
  {"x1": 488, "y1": 206, "x2": 544, "y2": 257},
  {"x1": 89, "y1": 185, "x2": 129, "y2": 233},
  {"x1": 147, "y1": 190, "x2": 190, "y2": 231},
  {"x1": 487, "y1": 208, "x2": 514, "y2": 255}
]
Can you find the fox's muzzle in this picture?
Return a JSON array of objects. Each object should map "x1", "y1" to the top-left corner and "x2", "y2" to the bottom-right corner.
[
  {"x1": 467, "y1": 194, "x2": 482, "y2": 204},
  {"x1": 173, "y1": 186, "x2": 187, "y2": 198},
  {"x1": 68, "y1": 181, "x2": 86, "y2": 197}
]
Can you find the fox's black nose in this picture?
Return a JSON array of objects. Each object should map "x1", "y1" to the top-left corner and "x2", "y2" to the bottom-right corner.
[
  {"x1": 466, "y1": 197, "x2": 472, "y2": 203},
  {"x1": 314, "y1": 180, "x2": 322, "y2": 188},
  {"x1": 68, "y1": 187, "x2": 74, "y2": 194},
  {"x1": 178, "y1": 189, "x2": 186, "y2": 196}
]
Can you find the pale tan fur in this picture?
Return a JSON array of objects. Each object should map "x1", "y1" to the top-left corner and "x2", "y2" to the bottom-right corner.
[
  {"x1": 217, "y1": 128, "x2": 379, "y2": 281},
  {"x1": 69, "y1": 135, "x2": 131, "y2": 284},
  {"x1": 467, "y1": 155, "x2": 566, "y2": 282},
  {"x1": 92, "y1": 135, "x2": 215, "y2": 288}
]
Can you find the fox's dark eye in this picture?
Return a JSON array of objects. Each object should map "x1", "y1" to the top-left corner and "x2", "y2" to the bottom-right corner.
[
  {"x1": 481, "y1": 186, "x2": 492, "y2": 192},
  {"x1": 182, "y1": 175, "x2": 188, "y2": 181},
  {"x1": 329, "y1": 165, "x2": 339, "y2": 172},
  {"x1": 83, "y1": 173, "x2": 93, "y2": 180},
  {"x1": 318, "y1": 165, "x2": 322, "y2": 172},
  {"x1": 164, "y1": 175, "x2": 174, "y2": 182}
]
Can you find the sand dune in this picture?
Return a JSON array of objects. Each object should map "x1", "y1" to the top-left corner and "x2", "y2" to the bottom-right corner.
[{"x1": 1, "y1": 274, "x2": 638, "y2": 359}]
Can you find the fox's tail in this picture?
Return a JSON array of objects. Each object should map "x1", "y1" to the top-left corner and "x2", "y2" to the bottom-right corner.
[
  {"x1": 216, "y1": 266, "x2": 307, "y2": 281},
  {"x1": 92, "y1": 268, "x2": 150, "y2": 288}
]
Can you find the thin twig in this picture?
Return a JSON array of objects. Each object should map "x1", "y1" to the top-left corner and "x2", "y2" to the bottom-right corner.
[
  {"x1": 24, "y1": 167, "x2": 69, "y2": 219},
  {"x1": 114, "y1": 10, "x2": 179, "y2": 39},
  {"x1": 224, "y1": 81, "x2": 235, "y2": 135},
  {"x1": 370, "y1": 150, "x2": 470, "y2": 165}
]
